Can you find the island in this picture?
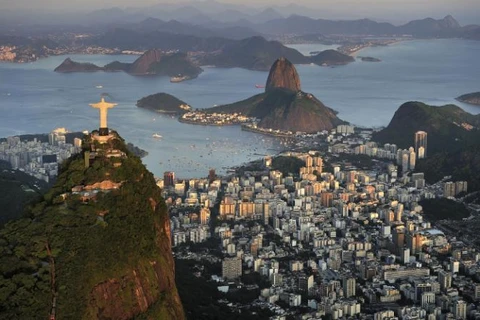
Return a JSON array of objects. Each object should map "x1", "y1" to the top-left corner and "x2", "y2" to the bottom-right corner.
[
  {"x1": 53, "y1": 58, "x2": 103, "y2": 72},
  {"x1": 456, "y1": 92, "x2": 480, "y2": 106},
  {"x1": 55, "y1": 49, "x2": 203, "y2": 80},
  {"x1": 358, "y1": 56, "x2": 382, "y2": 62},
  {"x1": 136, "y1": 93, "x2": 192, "y2": 115},
  {"x1": 310, "y1": 49, "x2": 355, "y2": 66}
]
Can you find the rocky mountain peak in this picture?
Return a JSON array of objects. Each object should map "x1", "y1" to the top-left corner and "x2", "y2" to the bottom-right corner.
[
  {"x1": 265, "y1": 57, "x2": 301, "y2": 92},
  {"x1": 441, "y1": 15, "x2": 460, "y2": 28},
  {"x1": 129, "y1": 48, "x2": 163, "y2": 74}
]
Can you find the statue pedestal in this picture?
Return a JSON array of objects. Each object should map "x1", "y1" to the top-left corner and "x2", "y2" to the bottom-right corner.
[
  {"x1": 92, "y1": 132, "x2": 114, "y2": 144},
  {"x1": 99, "y1": 127, "x2": 109, "y2": 136}
]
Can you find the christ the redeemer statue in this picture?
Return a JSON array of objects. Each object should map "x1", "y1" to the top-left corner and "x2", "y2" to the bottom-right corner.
[{"x1": 90, "y1": 97, "x2": 117, "y2": 136}]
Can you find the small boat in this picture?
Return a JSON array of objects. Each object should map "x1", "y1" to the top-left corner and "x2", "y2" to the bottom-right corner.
[
  {"x1": 152, "y1": 133, "x2": 162, "y2": 139},
  {"x1": 255, "y1": 84, "x2": 265, "y2": 88},
  {"x1": 95, "y1": 85, "x2": 103, "y2": 89}
]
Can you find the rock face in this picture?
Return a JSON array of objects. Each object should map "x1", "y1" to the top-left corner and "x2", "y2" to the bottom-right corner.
[
  {"x1": 129, "y1": 49, "x2": 163, "y2": 74},
  {"x1": 0, "y1": 131, "x2": 185, "y2": 319},
  {"x1": 54, "y1": 58, "x2": 103, "y2": 72},
  {"x1": 255, "y1": 89, "x2": 343, "y2": 133},
  {"x1": 265, "y1": 57, "x2": 301, "y2": 92}
]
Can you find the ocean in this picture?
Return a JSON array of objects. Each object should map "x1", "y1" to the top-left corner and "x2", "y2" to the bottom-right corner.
[{"x1": 0, "y1": 39, "x2": 479, "y2": 178}]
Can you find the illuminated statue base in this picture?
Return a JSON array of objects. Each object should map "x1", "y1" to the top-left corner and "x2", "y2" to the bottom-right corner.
[
  {"x1": 92, "y1": 130, "x2": 115, "y2": 144},
  {"x1": 99, "y1": 127, "x2": 109, "y2": 136}
]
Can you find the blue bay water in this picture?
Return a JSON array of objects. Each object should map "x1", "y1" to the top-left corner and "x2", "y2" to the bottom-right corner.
[{"x1": 0, "y1": 39, "x2": 479, "y2": 177}]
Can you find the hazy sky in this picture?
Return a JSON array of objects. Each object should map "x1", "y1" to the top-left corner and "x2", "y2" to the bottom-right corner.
[{"x1": 2, "y1": 0, "x2": 479, "y2": 24}]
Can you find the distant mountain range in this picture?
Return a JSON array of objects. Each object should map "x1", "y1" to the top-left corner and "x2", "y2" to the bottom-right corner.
[
  {"x1": 80, "y1": 13, "x2": 480, "y2": 39},
  {"x1": 85, "y1": 34, "x2": 353, "y2": 71}
]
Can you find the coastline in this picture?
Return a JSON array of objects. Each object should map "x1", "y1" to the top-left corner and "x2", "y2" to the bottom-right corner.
[
  {"x1": 341, "y1": 38, "x2": 406, "y2": 56},
  {"x1": 177, "y1": 117, "x2": 239, "y2": 127},
  {"x1": 241, "y1": 125, "x2": 295, "y2": 138}
]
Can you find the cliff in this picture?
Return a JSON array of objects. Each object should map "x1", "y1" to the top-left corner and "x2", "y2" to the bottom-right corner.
[
  {"x1": 207, "y1": 58, "x2": 344, "y2": 133},
  {"x1": 0, "y1": 131, "x2": 184, "y2": 319},
  {"x1": 456, "y1": 92, "x2": 480, "y2": 106},
  {"x1": 129, "y1": 48, "x2": 163, "y2": 74},
  {"x1": 373, "y1": 101, "x2": 480, "y2": 154},
  {"x1": 54, "y1": 58, "x2": 104, "y2": 72},
  {"x1": 265, "y1": 57, "x2": 301, "y2": 92},
  {"x1": 137, "y1": 93, "x2": 192, "y2": 114},
  {"x1": 310, "y1": 49, "x2": 355, "y2": 66}
]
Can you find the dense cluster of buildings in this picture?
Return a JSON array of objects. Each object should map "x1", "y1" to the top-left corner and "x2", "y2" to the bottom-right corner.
[
  {"x1": 0, "y1": 128, "x2": 82, "y2": 182},
  {"x1": 180, "y1": 111, "x2": 255, "y2": 126},
  {"x1": 165, "y1": 127, "x2": 478, "y2": 319},
  {"x1": 330, "y1": 128, "x2": 429, "y2": 174}
]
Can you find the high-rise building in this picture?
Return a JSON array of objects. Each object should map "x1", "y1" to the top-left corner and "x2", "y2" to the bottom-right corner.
[
  {"x1": 392, "y1": 225, "x2": 406, "y2": 255},
  {"x1": 343, "y1": 277, "x2": 356, "y2": 298},
  {"x1": 222, "y1": 257, "x2": 242, "y2": 280},
  {"x1": 208, "y1": 168, "x2": 216, "y2": 183},
  {"x1": 455, "y1": 181, "x2": 468, "y2": 195},
  {"x1": 299, "y1": 275, "x2": 314, "y2": 294},
  {"x1": 443, "y1": 182, "x2": 456, "y2": 198},
  {"x1": 402, "y1": 248, "x2": 410, "y2": 264},
  {"x1": 321, "y1": 192, "x2": 334, "y2": 207},
  {"x1": 438, "y1": 270, "x2": 452, "y2": 291},
  {"x1": 164, "y1": 171, "x2": 175, "y2": 187},
  {"x1": 402, "y1": 153, "x2": 409, "y2": 173},
  {"x1": 415, "y1": 131, "x2": 428, "y2": 159},
  {"x1": 200, "y1": 207, "x2": 210, "y2": 225},
  {"x1": 409, "y1": 150, "x2": 416, "y2": 170},
  {"x1": 453, "y1": 300, "x2": 467, "y2": 319}
]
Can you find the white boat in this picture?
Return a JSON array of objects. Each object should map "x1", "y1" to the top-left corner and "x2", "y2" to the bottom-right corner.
[
  {"x1": 152, "y1": 133, "x2": 162, "y2": 139},
  {"x1": 95, "y1": 85, "x2": 103, "y2": 89}
]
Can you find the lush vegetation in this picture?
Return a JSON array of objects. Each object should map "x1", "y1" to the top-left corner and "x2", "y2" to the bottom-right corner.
[
  {"x1": 137, "y1": 92, "x2": 190, "y2": 114},
  {"x1": 0, "y1": 133, "x2": 183, "y2": 319},
  {"x1": 175, "y1": 259, "x2": 274, "y2": 320},
  {"x1": 416, "y1": 145, "x2": 480, "y2": 191},
  {"x1": 201, "y1": 36, "x2": 309, "y2": 71},
  {"x1": 0, "y1": 160, "x2": 49, "y2": 225},
  {"x1": 149, "y1": 52, "x2": 202, "y2": 77},
  {"x1": 310, "y1": 49, "x2": 355, "y2": 66},
  {"x1": 419, "y1": 198, "x2": 470, "y2": 221},
  {"x1": 271, "y1": 156, "x2": 305, "y2": 176},
  {"x1": 373, "y1": 102, "x2": 480, "y2": 154}
]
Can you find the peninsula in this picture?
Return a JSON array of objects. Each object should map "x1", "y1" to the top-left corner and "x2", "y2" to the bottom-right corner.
[
  {"x1": 358, "y1": 56, "x2": 382, "y2": 62},
  {"x1": 456, "y1": 92, "x2": 480, "y2": 106},
  {"x1": 55, "y1": 49, "x2": 202, "y2": 80},
  {"x1": 181, "y1": 57, "x2": 344, "y2": 134}
]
